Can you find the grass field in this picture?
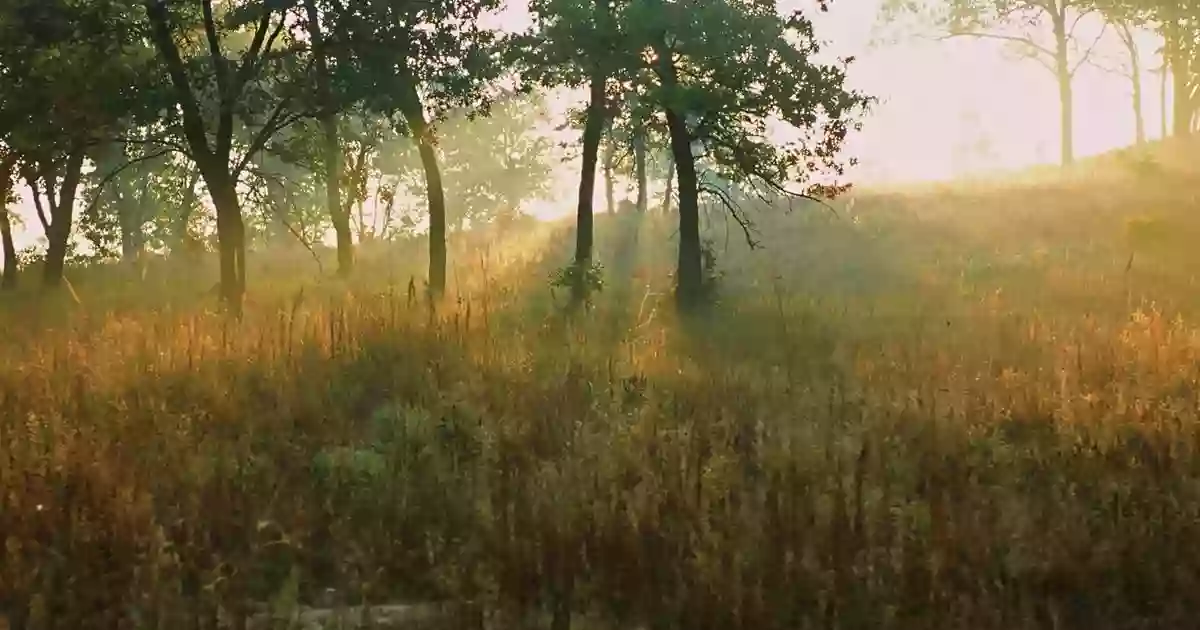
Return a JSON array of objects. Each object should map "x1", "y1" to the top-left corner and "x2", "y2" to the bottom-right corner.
[{"x1": 5, "y1": 139, "x2": 1200, "y2": 629}]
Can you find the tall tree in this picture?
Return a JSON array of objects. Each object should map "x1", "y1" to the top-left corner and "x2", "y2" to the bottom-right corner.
[
  {"x1": 143, "y1": 0, "x2": 312, "y2": 313},
  {"x1": 0, "y1": 0, "x2": 158, "y2": 286},
  {"x1": 300, "y1": 0, "x2": 354, "y2": 275},
  {"x1": 330, "y1": 0, "x2": 504, "y2": 298},
  {"x1": 630, "y1": 0, "x2": 870, "y2": 308},
  {"x1": 883, "y1": 0, "x2": 1108, "y2": 165},
  {"x1": 0, "y1": 149, "x2": 18, "y2": 290}
]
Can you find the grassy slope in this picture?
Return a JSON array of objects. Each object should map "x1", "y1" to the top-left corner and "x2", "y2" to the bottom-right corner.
[{"x1": 5, "y1": 140, "x2": 1200, "y2": 628}]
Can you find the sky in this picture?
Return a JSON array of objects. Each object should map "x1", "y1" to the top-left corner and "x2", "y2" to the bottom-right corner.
[{"x1": 6, "y1": 0, "x2": 1167, "y2": 246}]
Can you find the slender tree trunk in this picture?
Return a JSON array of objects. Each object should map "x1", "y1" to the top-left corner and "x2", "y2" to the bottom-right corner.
[
  {"x1": 43, "y1": 147, "x2": 85, "y2": 287},
  {"x1": 573, "y1": 0, "x2": 609, "y2": 304},
  {"x1": 173, "y1": 168, "x2": 202, "y2": 256},
  {"x1": 399, "y1": 81, "x2": 447, "y2": 297},
  {"x1": 1052, "y1": 15, "x2": 1074, "y2": 165},
  {"x1": 1116, "y1": 24, "x2": 1145, "y2": 145},
  {"x1": 1171, "y1": 43, "x2": 1192, "y2": 137},
  {"x1": 0, "y1": 205, "x2": 15, "y2": 290},
  {"x1": 662, "y1": 154, "x2": 674, "y2": 215},
  {"x1": 303, "y1": 0, "x2": 353, "y2": 275},
  {"x1": 0, "y1": 152, "x2": 18, "y2": 290},
  {"x1": 1161, "y1": 60, "x2": 1169, "y2": 139},
  {"x1": 603, "y1": 140, "x2": 616, "y2": 214},
  {"x1": 634, "y1": 127, "x2": 647, "y2": 213}
]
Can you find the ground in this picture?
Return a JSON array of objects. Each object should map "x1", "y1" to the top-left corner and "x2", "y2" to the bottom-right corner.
[{"x1": 3, "y1": 138, "x2": 1200, "y2": 628}]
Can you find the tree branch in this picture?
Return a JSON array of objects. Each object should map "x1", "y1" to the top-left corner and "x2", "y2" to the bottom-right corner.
[
  {"x1": 80, "y1": 149, "x2": 175, "y2": 220},
  {"x1": 938, "y1": 31, "x2": 1054, "y2": 60},
  {"x1": 1070, "y1": 22, "x2": 1109, "y2": 77}
]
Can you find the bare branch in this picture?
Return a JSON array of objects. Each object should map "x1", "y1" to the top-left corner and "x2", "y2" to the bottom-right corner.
[
  {"x1": 937, "y1": 31, "x2": 1055, "y2": 60},
  {"x1": 1070, "y1": 22, "x2": 1109, "y2": 77},
  {"x1": 80, "y1": 149, "x2": 175, "y2": 219},
  {"x1": 698, "y1": 178, "x2": 759, "y2": 249},
  {"x1": 201, "y1": 0, "x2": 230, "y2": 95}
]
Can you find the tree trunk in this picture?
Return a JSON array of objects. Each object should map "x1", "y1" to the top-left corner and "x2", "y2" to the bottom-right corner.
[
  {"x1": 1052, "y1": 15, "x2": 1074, "y2": 165},
  {"x1": 398, "y1": 81, "x2": 447, "y2": 297},
  {"x1": 0, "y1": 152, "x2": 18, "y2": 290},
  {"x1": 1171, "y1": 44, "x2": 1192, "y2": 137},
  {"x1": 1161, "y1": 59, "x2": 1170, "y2": 139},
  {"x1": 208, "y1": 175, "x2": 247, "y2": 312},
  {"x1": 303, "y1": 0, "x2": 353, "y2": 276},
  {"x1": 0, "y1": 206, "x2": 15, "y2": 290},
  {"x1": 665, "y1": 107, "x2": 701, "y2": 310},
  {"x1": 634, "y1": 127, "x2": 647, "y2": 213},
  {"x1": 662, "y1": 153, "x2": 674, "y2": 215},
  {"x1": 43, "y1": 147, "x2": 86, "y2": 287},
  {"x1": 173, "y1": 168, "x2": 202, "y2": 256},
  {"x1": 574, "y1": 14, "x2": 608, "y2": 303},
  {"x1": 1117, "y1": 23, "x2": 1145, "y2": 145},
  {"x1": 603, "y1": 140, "x2": 616, "y2": 214}
]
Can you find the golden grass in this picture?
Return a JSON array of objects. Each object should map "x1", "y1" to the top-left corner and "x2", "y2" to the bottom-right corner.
[{"x1": 6, "y1": 144, "x2": 1200, "y2": 628}]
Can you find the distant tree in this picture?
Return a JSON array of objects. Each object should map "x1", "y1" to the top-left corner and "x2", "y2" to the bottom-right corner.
[
  {"x1": 520, "y1": 0, "x2": 620, "y2": 305},
  {"x1": 143, "y1": 0, "x2": 314, "y2": 313},
  {"x1": 0, "y1": 0, "x2": 161, "y2": 286},
  {"x1": 0, "y1": 149, "x2": 18, "y2": 289},
  {"x1": 1090, "y1": 17, "x2": 1148, "y2": 145},
  {"x1": 882, "y1": 0, "x2": 1108, "y2": 165},
  {"x1": 327, "y1": 0, "x2": 505, "y2": 298}
]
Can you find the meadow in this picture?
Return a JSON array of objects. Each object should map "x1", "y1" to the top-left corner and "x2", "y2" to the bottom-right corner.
[{"x1": 5, "y1": 139, "x2": 1200, "y2": 629}]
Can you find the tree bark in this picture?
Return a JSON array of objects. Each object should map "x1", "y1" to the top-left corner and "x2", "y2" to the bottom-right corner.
[
  {"x1": 398, "y1": 81, "x2": 447, "y2": 297},
  {"x1": 634, "y1": 126, "x2": 647, "y2": 213},
  {"x1": 603, "y1": 139, "x2": 616, "y2": 214},
  {"x1": 303, "y1": 0, "x2": 353, "y2": 276},
  {"x1": 572, "y1": 0, "x2": 609, "y2": 303},
  {"x1": 0, "y1": 206, "x2": 15, "y2": 290},
  {"x1": 665, "y1": 106, "x2": 701, "y2": 310},
  {"x1": 43, "y1": 147, "x2": 85, "y2": 287},
  {"x1": 0, "y1": 152, "x2": 18, "y2": 290},
  {"x1": 1052, "y1": 14, "x2": 1074, "y2": 165},
  {"x1": 208, "y1": 174, "x2": 246, "y2": 308},
  {"x1": 662, "y1": 153, "x2": 674, "y2": 215}
]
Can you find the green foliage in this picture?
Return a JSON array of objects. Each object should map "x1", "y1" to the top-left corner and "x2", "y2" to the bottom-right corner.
[{"x1": 549, "y1": 259, "x2": 606, "y2": 296}]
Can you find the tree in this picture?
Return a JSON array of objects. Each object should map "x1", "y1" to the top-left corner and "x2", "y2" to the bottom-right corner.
[
  {"x1": 328, "y1": 0, "x2": 505, "y2": 298},
  {"x1": 0, "y1": 149, "x2": 18, "y2": 290},
  {"x1": 300, "y1": 0, "x2": 353, "y2": 275},
  {"x1": 1090, "y1": 17, "x2": 1148, "y2": 144},
  {"x1": 1093, "y1": 0, "x2": 1200, "y2": 137},
  {"x1": 143, "y1": 0, "x2": 313, "y2": 313},
  {"x1": 0, "y1": 0, "x2": 161, "y2": 286},
  {"x1": 629, "y1": 0, "x2": 871, "y2": 308},
  {"x1": 521, "y1": 0, "x2": 621, "y2": 305},
  {"x1": 882, "y1": 0, "x2": 1108, "y2": 165}
]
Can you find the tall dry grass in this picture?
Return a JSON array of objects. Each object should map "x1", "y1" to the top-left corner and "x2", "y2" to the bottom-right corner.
[{"x1": 5, "y1": 146, "x2": 1200, "y2": 629}]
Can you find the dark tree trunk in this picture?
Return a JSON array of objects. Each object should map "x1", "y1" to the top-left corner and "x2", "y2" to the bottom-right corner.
[
  {"x1": 303, "y1": 0, "x2": 353, "y2": 276},
  {"x1": 0, "y1": 206, "x2": 15, "y2": 290},
  {"x1": 0, "y1": 152, "x2": 17, "y2": 290},
  {"x1": 665, "y1": 107, "x2": 701, "y2": 310},
  {"x1": 399, "y1": 81, "x2": 447, "y2": 297},
  {"x1": 173, "y1": 168, "x2": 202, "y2": 257},
  {"x1": 1052, "y1": 14, "x2": 1074, "y2": 165},
  {"x1": 574, "y1": 13, "x2": 608, "y2": 303},
  {"x1": 208, "y1": 175, "x2": 247, "y2": 311},
  {"x1": 634, "y1": 127, "x2": 647, "y2": 213},
  {"x1": 43, "y1": 147, "x2": 86, "y2": 287},
  {"x1": 662, "y1": 153, "x2": 674, "y2": 215}
]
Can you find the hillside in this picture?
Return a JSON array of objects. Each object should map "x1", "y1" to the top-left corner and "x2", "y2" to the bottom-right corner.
[{"x1": 5, "y1": 140, "x2": 1200, "y2": 628}]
